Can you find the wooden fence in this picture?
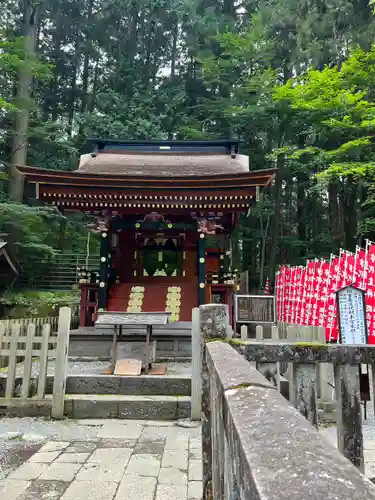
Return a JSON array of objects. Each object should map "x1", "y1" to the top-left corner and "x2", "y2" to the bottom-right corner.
[
  {"x1": 0, "y1": 312, "x2": 79, "y2": 336},
  {"x1": 0, "y1": 307, "x2": 71, "y2": 419}
]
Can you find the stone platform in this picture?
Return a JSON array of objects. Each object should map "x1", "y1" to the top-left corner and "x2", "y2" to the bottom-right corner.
[
  {"x1": 0, "y1": 361, "x2": 192, "y2": 421},
  {"x1": 0, "y1": 419, "x2": 202, "y2": 500}
]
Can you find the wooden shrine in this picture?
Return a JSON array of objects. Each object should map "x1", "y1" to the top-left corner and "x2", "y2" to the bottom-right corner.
[{"x1": 15, "y1": 139, "x2": 275, "y2": 326}]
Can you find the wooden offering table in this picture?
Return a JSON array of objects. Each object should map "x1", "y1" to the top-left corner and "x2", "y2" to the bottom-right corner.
[{"x1": 95, "y1": 311, "x2": 171, "y2": 374}]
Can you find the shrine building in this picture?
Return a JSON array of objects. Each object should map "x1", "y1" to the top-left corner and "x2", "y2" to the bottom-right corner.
[{"x1": 15, "y1": 139, "x2": 274, "y2": 327}]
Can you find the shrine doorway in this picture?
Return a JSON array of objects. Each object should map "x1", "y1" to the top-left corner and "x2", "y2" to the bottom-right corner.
[{"x1": 136, "y1": 236, "x2": 184, "y2": 278}]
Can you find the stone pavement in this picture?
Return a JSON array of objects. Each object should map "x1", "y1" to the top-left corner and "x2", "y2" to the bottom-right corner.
[{"x1": 0, "y1": 419, "x2": 202, "y2": 500}]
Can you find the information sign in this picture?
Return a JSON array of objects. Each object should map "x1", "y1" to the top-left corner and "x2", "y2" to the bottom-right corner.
[{"x1": 337, "y1": 285, "x2": 367, "y2": 345}]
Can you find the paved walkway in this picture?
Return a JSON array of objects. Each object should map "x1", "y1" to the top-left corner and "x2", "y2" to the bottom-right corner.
[{"x1": 0, "y1": 419, "x2": 202, "y2": 500}]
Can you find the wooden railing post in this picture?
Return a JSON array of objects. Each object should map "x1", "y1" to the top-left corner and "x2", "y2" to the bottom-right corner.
[
  {"x1": 37, "y1": 324, "x2": 51, "y2": 399},
  {"x1": 21, "y1": 324, "x2": 35, "y2": 399},
  {"x1": 5, "y1": 324, "x2": 20, "y2": 399},
  {"x1": 52, "y1": 307, "x2": 71, "y2": 419}
]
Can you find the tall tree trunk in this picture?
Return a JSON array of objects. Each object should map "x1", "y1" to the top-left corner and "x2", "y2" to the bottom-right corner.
[
  {"x1": 89, "y1": 59, "x2": 99, "y2": 113},
  {"x1": 328, "y1": 181, "x2": 343, "y2": 254},
  {"x1": 80, "y1": 0, "x2": 93, "y2": 115},
  {"x1": 297, "y1": 172, "x2": 307, "y2": 256},
  {"x1": 10, "y1": 0, "x2": 44, "y2": 201},
  {"x1": 342, "y1": 176, "x2": 358, "y2": 251},
  {"x1": 170, "y1": 18, "x2": 178, "y2": 79},
  {"x1": 67, "y1": 38, "x2": 79, "y2": 137},
  {"x1": 268, "y1": 155, "x2": 283, "y2": 282},
  {"x1": 51, "y1": 28, "x2": 61, "y2": 122}
]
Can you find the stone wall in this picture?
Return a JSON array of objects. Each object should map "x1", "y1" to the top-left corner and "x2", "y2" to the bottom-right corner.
[{"x1": 203, "y1": 341, "x2": 375, "y2": 499}]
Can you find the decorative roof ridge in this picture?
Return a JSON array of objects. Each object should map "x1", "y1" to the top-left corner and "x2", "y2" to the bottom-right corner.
[
  {"x1": 95, "y1": 151, "x2": 231, "y2": 156},
  {"x1": 16, "y1": 164, "x2": 276, "y2": 180},
  {"x1": 86, "y1": 138, "x2": 240, "y2": 146}
]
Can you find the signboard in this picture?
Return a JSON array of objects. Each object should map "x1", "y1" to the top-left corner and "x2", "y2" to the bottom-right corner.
[
  {"x1": 235, "y1": 295, "x2": 275, "y2": 324},
  {"x1": 96, "y1": 311, "x2": 171, "y2": 326},
  {"x1": 336, "y1": 285, "x2": 367, "y2": 345}
]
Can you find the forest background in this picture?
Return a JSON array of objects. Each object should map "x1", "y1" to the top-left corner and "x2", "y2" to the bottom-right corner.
[{"x1": 2, "y1": 0, "x2": 375, "y2": 311}]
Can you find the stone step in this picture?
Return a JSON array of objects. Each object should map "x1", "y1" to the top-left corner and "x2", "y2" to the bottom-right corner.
[
  {"x1": 62, "y1": 374, "x2": 191, "y2": 396},
  {"x1": 64, "y1": 394, "x2": 191, "y2": 420}
]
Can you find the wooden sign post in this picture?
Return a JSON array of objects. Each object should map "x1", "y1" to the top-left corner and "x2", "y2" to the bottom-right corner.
[
  {"x1": 337, "y1": 285, "x2": 367, "y2": 345},
  {"x1": 336, "y1": 284, "x2": 369, "y2": 417},
  {"x1": 234, "y1": 295, "x2": 276, "y2": 324}
]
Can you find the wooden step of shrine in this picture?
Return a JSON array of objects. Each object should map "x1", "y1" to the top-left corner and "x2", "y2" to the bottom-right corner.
[
  {"x1": 63, "y1": 374, "x2": 191, "y2": 396},
  {"x1": 63, "y1": 394, "x2": 191, "y2": 420}
]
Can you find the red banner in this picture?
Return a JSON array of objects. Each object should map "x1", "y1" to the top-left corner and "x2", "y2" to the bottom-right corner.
[{"x1": 275, "y1": 240, "x2": 375, "y2": 342}]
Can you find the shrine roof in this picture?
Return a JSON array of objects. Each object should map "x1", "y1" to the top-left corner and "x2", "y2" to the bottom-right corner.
[
  {"x1": 76, "y1": 139, "x2": 246, "y2": 177},
  {"x1": 16, "y1": 164, "x2": 275, "y2": 189},
  {"x1": 77, "y1": 152, "x2": 249, "y2": 177},
  {"x1": 15, "y1": 140, "x2": 276, "y2": 213}
]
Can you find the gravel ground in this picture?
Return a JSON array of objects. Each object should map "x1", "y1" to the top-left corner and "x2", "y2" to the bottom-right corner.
[{"x1": 0, "y1": 359, "x2": 192, "y2": 379}]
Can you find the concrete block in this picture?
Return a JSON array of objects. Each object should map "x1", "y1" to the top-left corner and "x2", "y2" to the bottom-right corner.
[
  {"x1": 70, "y1": 399, "x2": 118, "y2": 419},
  {"x1": 156, "y1": 484, "x2": 187, "y2": 500},
  {"x1": 165, "y1": 434, "x2": 189, "y2": 451},
  {"x1": 5, "y1": 405, "x2": 51, "y2": 418},
  {"x1": 0, "y1": 479, "x2": 30, "y2": 500},
  {"x1": 99, "y1": 422, "x2": 143, "y2": 439},
  {"x1": 39, "y1": 463, "x2": 82, "y2": 482},
  {"x1": 17, "y1": 479, "x2": 68, "y2": 499},
  {"x1": 188, "y1": 459, "x2": 202, "y2": 481},
  {"x1": 177, "y1": 398, "x2": 191, "y2": 419},
  {"x1": 65, "y1": 442, "x2": 98, "y2": 453},
  {"x1": 88, "y1": 448, "x2": 132, "y2": 465},
  {"x1": 39, "y1": 442, "x2": 70, "y2": 453},
  {"x1": 162, "y1": 450, "x2": 188, "y2": 469},
  {"x1": 115, "y1": 475, "x2": 156, "y2": 500},
  {"x1": 117, "y1": 397, "x2": 177, "y2": 420},
  {"x1": 125, "y1": 454, "x2": 161, "y2": 477},
  {"x1": 75, "y1": 462, "x2": 126, "y2": 482},
  {"x1": 158, "y1": 467, "x2": 188, "y2": 485},
  {"x1": 118, "y1": 376, "x2": 190, "y2": 396},
  {"x1": 61, "y1": 480, "x2": 118, "y2": 500},
  {"x1": 188, "y1": 481, "x2": 202, "y2": 499},
  {"x1": 28, "y1": 451, "x2": 61, "y2": 463},
  {"x1": 188, "y1": 447, "x2": 201, "y2": 461},
  {"x1": 55, "y1": 453, "x2": 90, "y2": 464},
  {"x1": 66, "y1": 376, "x2": 121, "y2": 395},
  {"x1": 9, "y1": 462, "x2": 48, "y2": 481},
  {"x1": 134, "y1": 440, "x2": 165, "y2": 456}
]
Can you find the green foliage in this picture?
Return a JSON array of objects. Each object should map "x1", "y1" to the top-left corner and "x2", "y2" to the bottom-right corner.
[
  {"x1": 1, "y1": 0, "x2": 375, "y2": 294},
  {"x1": 274, "y1": 48, "x2": 375, "y2": 180},
  {"x1": 0, "y1": 203, "x2": 99, "y2": 285},
  {"x1": 0, "y1": 290, "x2": 79, "y2": 318}
]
